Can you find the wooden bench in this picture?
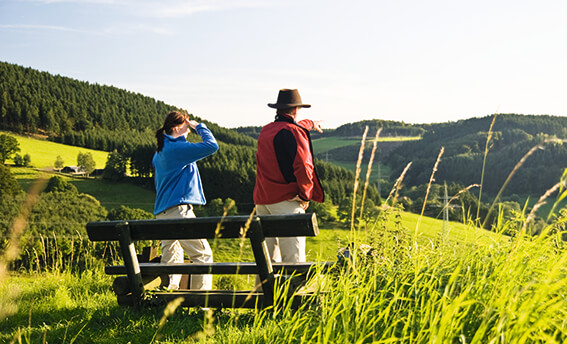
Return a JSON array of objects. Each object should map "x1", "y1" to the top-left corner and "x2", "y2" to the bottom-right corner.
[{"x1": 86, "y1": 212, "x2": 332, "y2": 309}]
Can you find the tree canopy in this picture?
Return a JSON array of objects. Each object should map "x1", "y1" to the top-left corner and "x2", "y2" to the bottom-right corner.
[{"x1": 0, "y1": 134, "x2": 20, "y2": 164}]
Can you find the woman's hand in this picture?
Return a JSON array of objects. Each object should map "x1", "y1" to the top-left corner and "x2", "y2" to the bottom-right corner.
[{"x1": 186, "y1": 119, "x2": 199, "y2": 130}]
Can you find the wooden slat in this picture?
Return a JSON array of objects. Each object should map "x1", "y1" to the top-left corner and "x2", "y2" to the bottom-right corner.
[
  {"x1": 153, "y1": 290, "x2": 263, "y2": 309},
  {"x1": 105, "y1": 262, "x2": 333, "y2": 275},
  {"x1": 260, "y1": 213, "x2": 319, "y2": 237},
  {"x1": 87, "y1": 215, "x2": 259, "y2": 242},
  {"x1": 151, "y1": 290, "x2": 317, "y2": 309},
  {"x1": 86, "y1": 213, "x2": 319, "y2": 242}
]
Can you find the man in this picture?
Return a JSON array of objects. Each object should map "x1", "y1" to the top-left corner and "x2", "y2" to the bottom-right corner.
[{"x1": 254, "y1": 88, "x2": 325, "y2": 266}]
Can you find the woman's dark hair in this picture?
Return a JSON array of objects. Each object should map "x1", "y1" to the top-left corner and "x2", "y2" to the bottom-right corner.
[{"x1": 156, "y1": 111, "x2": 188, "y2": 152}]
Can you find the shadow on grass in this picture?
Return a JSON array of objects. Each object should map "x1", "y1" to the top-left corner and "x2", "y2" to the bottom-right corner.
[{"x1": 1, "y1": 277, "x2": 256, "y2": 344}]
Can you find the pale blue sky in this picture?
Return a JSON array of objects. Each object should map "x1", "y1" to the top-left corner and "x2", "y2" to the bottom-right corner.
[{"x1": 1, "y1": 0, "x2": 566, "y2": 128}]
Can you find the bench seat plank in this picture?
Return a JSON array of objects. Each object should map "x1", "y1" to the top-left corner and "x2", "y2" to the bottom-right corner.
[
  {"x1": 153, "y1": 290, "x2": 315, "y2": 309},
  {"x1": 105, "y1": 261, "x2": 334, "y2": 275},
  {"x1": 86, "y1": 213, "x2": 318, "y2": 242}
]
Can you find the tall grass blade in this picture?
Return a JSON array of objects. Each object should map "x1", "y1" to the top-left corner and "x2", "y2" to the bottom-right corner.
[
  {"x1": 437, "y1": 184, "x2": 480, "y2": 219},
  {"x1": 521, "y1": 180, "x2": 566, "y2": 234},
  {"x1": 151, "y1": 296, "x2": 184, "y2": 343},
  {"x1": 351, "y1": 125, "x2": 369, "y2": 231},
  {"x1": 415, "y1": 147, "x2": 444, "y2": 238},
  {"x1": 359, "y1": 128, "x2": 382, "y2": 221},
  {"x1": 546, "y1": 167, "x2": 567, "y2": 221},
  {"x1": 384, "y1": 162, "x2": 412, "y2": 206},
  {"x1": 482, "y1": 138, "x2": 560, "y2": 228},
  {"x1": 477, "y1": 113, "x2": 498, "y2": 221}
]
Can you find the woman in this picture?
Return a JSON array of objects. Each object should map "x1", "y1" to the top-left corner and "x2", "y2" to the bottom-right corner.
[{"x1": 153, "y1": 110, "x2": 219, "y2": 290}]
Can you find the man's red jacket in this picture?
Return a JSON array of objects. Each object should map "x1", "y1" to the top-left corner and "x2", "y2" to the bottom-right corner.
[{"x1": 254, "y1": 114, "x2": 324, "y2": 205}]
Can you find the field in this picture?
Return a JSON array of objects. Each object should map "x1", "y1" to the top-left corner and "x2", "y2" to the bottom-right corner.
[
  {"x1": 3, "y1": 205, "x2": 562, "y2": 343},
  {"x1": 3, "y1": 132, "x2": 567, "y2": 343},
  {"x1": 311, "y1": 136, "x2": 421, "y2": 154},
  {"x1": 11, "y1": 167, "x2": 156, "y2": 213},
  {"x1": 311, "y1": 136, "x2": 417, "y2": 184},
  {"x1": 1, "y1": 131, "x2": 108, "y2": 169}
]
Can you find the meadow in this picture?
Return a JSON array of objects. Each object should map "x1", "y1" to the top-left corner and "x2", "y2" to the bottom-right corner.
[
  {"x1": 311, "y1": 136, "x2": 421, "y2": 154},
  {"x1": 2, "y1": 203, "x2": 562, "y2": 343},
  {"x1": 2, "y1": 131, "x2": 108, "y2": 170},
  {"x1": 3, "y1": 130, "x2": 567, "y2": 343}
]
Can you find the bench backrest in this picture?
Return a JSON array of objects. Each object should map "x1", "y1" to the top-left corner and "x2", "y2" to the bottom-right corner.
[{"x1": 87, "y1": 213, "x2": 319, "y2": 242}]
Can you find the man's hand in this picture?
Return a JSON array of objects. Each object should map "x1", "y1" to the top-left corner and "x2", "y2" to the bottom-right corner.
[
  {"x1": 312, "y1": 120, "x2": 323, "y2": 133},
  {"x1": 289, "y1": 195, "x2": 309, "y2": 210}
]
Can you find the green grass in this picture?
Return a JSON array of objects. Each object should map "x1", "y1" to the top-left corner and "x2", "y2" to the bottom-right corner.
[
  {"x1": 312, "y1": 137, "x2": 363, "y2": 153},
  {"x1": 1, "y1": 131, "x2": 108, "y2": 169},
  {"x1": 312, "y1": 136, "x2": 420, "y2": 154},
  {"x1": 4, "y1": 208, "x2": 561, "y2": 343},
  {"x1": 325, "y1": 160, "x2": 391, "y2": 184},
  {"x1": 4, "y1": 128, "x2": 566, "y2": 343},
  {"x1": 11, "y1": 167, "x2": 156, "y2": 213}
]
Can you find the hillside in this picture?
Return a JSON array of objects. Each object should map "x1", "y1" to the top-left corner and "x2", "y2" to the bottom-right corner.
[
  {"x1": 1, "y1": 131, "x2": 108, "y2": 169},
  {"x1": 0, "y1": 61, "x2": 377, "y2": 214},
  {"x1": 4, "y1": 60, "x2": 567, "y2": 223},
  {"x1": 385, "y1": 114, "x2": 567, "y2": 198},
  {"x1": 241, "y1": 114, "x2": 567, "y2": 202}
]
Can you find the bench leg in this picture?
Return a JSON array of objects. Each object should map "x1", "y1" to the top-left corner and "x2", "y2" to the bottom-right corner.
[
  {"x1": 249, "y1": 227, "x2": 275, "y2": 306},
  {"x1": 116, "y1": 222, "x2": 145, "y2": 305}
]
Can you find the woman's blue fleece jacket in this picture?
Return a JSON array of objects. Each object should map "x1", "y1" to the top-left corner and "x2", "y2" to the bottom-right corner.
[{"x1": 152, "y1": 123, "x2": 218, "y2": 215}]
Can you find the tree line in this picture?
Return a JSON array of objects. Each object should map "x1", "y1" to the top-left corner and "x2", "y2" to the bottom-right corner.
[
  {"x1": 385, "y1": 114, "x2": 567, "y2": 198},
  {"x1": 0, "y1": 61, "x2": 381, "y2": 215}
]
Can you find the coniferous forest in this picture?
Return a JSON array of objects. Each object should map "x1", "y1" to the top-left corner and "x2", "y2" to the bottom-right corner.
[
  {"x1": 3, "y1": 60, "x2": 567, "y2": 225},
  {"x1": 0, "y1": 61, "x2": 375, "y2": 215}
]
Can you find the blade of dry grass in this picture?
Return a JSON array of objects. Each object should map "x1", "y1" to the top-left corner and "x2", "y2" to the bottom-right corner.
[
  {"x1": 384, "y1": 162, "x2": 412, "y2": 206},
  {"x1": 415, "y1": 147, "x2": 444, "y2": 238},
  {"x1": 521, "y1": 180, "x2": 566, "y2": 234},
  {"x1": 359, "y1": 128, "x2": 382, "y2": 221},
  {"x1": 351, "y1": 126, "x2": 369, "y2": 231},
  {"x1": 482, "y1": 138, "x2": 561, "y2": 229},
  {"x1": 436, "y1": 184, "x2": 480, "y2": 219},
  {"x1": 477, "y1": 113, "x2": 498, "y2": 220}
]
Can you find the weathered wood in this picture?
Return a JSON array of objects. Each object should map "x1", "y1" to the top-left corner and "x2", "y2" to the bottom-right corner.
[
  {"x1": 87, "y1": 216, "x2": 259, "y2": 241},
  {"x1": 248, "y1": 221, "x2": 274, "y2": 305},
  {"x1": 154, "y1": 290, "x2": 264, "y2": 309},
  {"x1": 116, "y1": 222, "x2": 145, "y2": 303},
  {"x1": 259, "y1": 213, "x2": 319, "y2": 237},
  {"x1": 105, "y1": 262, "x2": 333, "y2": 275},
  {"x1": 112, "y1": 276, "x2": 131, "y2": 296},
  {"x1": 152, "y1": 290, "x2": 317, "y2": 309},
  {"x1": 86, "y1": 213, "x2": 327, "y2": 309},
  {"x1": 86, "y1": 214, "x2": 318, "y2": 242}
]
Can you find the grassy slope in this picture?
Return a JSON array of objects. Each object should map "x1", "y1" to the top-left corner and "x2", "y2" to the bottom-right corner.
[
  {"x1": 11, "y1": 167, "x2": 156, "y2": 213},
  {"x1": 312, "y1": 136, "x2": 421, "y2": 154},
  {"x1": 311, "y1": 136, "x2": 416, "y2": 184},
  {"x1": 2, "y1": 131, "x2": 108, "y2": 169},
  {"x1": 0, "y1": 213, "x2": 507, "y2": 343},
  {"x1": 4, "y1": 147, "x2": 510, "y2": 343}
]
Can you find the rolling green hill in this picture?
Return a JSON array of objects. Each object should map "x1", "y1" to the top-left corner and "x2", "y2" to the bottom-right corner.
[
  {"x1": 1, "y1": 61, "x2": 372, "y2": 213},
  {"x1": 2, "y1": 131, "x2": 108, "y2": 169},
  {"x1": 4, "y1": 60, "x2": 567, "y2": 225}
]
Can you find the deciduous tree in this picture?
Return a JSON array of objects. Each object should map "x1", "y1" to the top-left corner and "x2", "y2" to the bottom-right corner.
[{"x1": 0, "y1": 134, "x2": 20, "y2": 164}]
